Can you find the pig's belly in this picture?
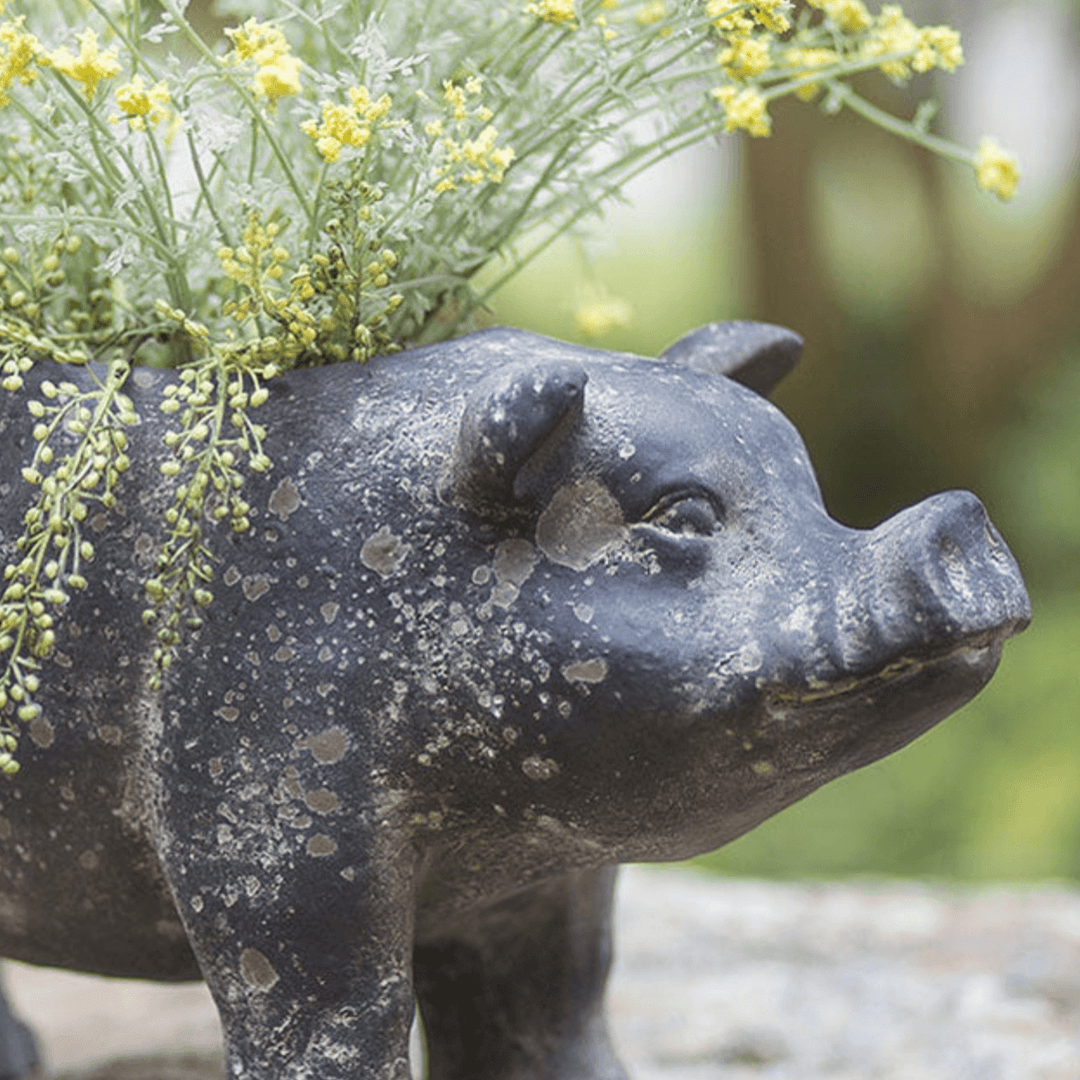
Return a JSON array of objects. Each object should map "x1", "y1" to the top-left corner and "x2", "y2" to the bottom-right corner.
[{"x1": 0, "y1": 808, "x2": 200, "y2": 980}]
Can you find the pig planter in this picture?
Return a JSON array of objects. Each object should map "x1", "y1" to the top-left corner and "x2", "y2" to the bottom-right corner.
[{"x1": 0, "y1": 323, "x2": 1030, "y2": 1080}]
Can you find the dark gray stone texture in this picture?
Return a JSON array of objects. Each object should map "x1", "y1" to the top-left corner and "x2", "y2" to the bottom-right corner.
[{"x1": 0, "y1": 324, "x2": 1030, "y2": 1079}]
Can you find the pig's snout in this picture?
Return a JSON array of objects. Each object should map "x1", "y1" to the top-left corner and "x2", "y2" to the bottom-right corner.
[{"x1": 845, "y1": 490, "x2": 1031, "y2": 662}]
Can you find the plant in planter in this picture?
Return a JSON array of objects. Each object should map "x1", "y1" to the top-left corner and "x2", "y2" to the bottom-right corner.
[
  {"x1": 0, "y1": 0, "x2": 1017, "y2": 758},
  {"x1": 0, "y1": 4, "x2": 1033, "y2": 1076}
]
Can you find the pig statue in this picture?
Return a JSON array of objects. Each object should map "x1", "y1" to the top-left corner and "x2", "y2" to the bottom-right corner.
[{"x1": 0, "y1": 323, "x2": 1029, "y2": 1080}]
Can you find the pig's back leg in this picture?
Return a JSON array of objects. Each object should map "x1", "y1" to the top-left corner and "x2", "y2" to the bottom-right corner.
[{"x1": 414, "y1": 867, "x2": 628, "y2": 1080}]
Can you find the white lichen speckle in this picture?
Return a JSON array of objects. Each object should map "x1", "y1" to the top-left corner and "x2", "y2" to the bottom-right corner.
[
  {"x1": 360, "y1": 525, "x2": 411, "y2": 578},
  {"x1": 239, "y1": 947, "x2": 279, "y2": 991},
  {"x1": 268, "y1": 477, "x2": 302, "y2": 521},
  {"x1": 536, "y1": 480, "x2": 627, "y2": 571},
  {"x1": 562, "y1": 657, "x2": 608, "y2": 684},
  {"x1": 307, "y1": 833, "x2": 339, "y2": 857},
  {"x1": 521, "y1": 755, "x2": 560, "y2": 781},
  {"x1": 305, "y1": 726, "x2": 349, "y2": 764}
]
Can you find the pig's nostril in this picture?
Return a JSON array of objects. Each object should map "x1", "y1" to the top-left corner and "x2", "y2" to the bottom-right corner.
[
  {"x1": 849, "y1": 488, "x2": 1030, "y2": 659},
  {"x1": 938, "y1": 535, "x2": 974, "y2": 602}
]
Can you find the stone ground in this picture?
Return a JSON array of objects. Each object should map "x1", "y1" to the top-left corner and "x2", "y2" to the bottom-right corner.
[{"x1": 5, "y1": 866, "x2": 1080, "y2": 1080}]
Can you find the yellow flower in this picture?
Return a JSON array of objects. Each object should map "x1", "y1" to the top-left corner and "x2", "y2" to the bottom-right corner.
[
  {"x1": 0, "y1": 17, "x2": 42, "y2": 106},
  {"x1": 914, "y1": 26, "x2": 964, "y2": 73},
  {"x1": 783, "y1": 46, "x2": 838, "y2": 101},
  {"x1": 853, "y1": 7, "x2": 965, "y2": 82},
  {"x1": 574, "y1": 296, "x2": 632, "y2": 337},
  {"x1": 490, "y1": 145, "x2": 516, "y2": 178},
  {"x1": 524, "y1": 0, "x2": 577, "y2": 26},
  {"x1": 314, "y1": 136, "x2": 343, "y2": 163},
  {"x1": 225, "y1": 19, "x2": 301, "y2": 103},
  {"x1": 808, "y1": 0, "x2": 871, "y2": 34},
  {"x1": 636, "y1": 1, "x2": 666, "y2": 26},
  {"x1": 719, "y1": 36, "x2": 771, "y2": 80},
  {"x1": 974, "y1": 138, "x2": 1019, "y2": 201},
  {"x1": 225, "y1": 18, "x2": 281, "y2": 62},
  {"x1": 708, "y1": 6, "x2": 754, "y2": 39},
  {"x1": 253, "y1": 53, "x2": 301, "y2": 102},
  {"x1": 712, "y1": 85, "x2": 771, "y2": 137},
  {"x1": 111, "y1": 76, "x2": 175, "y2": 133},
  {"x1": 434, "y1": 119, "x2": 515, "y2": 190},
  {"x1": 862, "y1": 5, "x2": 920, "y2": 81},
  {"x1": 785, "y1": 47, "x2": 838, "y2": 69},
  {"x1": 463, "y1": 126, "x2": 497, "y2": 176},
  {"x1": 750, "y1": 1, "x2": 791, "y2": 34},
  {"x1": 593, "y1": 15, "x2": 617, "y2": 41},
  {"x1": 46, "y1": 29, "x2": 121, "y2": 100},
  {"x1": 443, "y1": 80, "x2": 468, "y2": 121},
  {"x1": 302, "y1": 85, "x2": 394, "y2": 162}
]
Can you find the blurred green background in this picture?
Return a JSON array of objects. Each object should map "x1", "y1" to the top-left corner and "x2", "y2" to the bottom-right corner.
[{"x1": 484, "y1": 0, "x2": 1080, "y2": 881}]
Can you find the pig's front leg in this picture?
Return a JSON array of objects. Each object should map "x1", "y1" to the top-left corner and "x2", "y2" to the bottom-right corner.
[
  {"x1": 161, "y1": 835, "x2": 418, "y2": 1080},
  {"x1": 414, "y1": 866, "x2": 628, "y2": 1080}
]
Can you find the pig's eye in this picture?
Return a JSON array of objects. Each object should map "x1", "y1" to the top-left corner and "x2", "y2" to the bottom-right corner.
[{"x1": 643, "y1": 491, "x2": 721, "y2": 536}]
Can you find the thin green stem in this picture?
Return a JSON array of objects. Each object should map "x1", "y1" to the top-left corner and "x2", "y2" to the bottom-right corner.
[
  {"x1": 185, "y1": 132, "x2": 233, "y2": 248},
  {"x1": 47, "y1": 76, "x2": 189, "y2": 309},
  {"x1": 474, "y1": 112, "x2": 721, "y2": 309},
  {"x1": 827, "y1": 81, "x2": 974, "y2": 165},
  {"x1": 160, "y1": 0, "x2": 316, "y2": 229}
]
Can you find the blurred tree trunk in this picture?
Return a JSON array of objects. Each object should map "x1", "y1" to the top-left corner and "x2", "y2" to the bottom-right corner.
[{"x1": 746, "y1": 81, "x2": 1080, "y2": 526}]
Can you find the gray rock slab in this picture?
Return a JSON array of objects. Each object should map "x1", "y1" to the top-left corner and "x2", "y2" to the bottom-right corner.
[
  {"x1": 609, "y1": 868, "x2": 1080, "y2": 1080},
  {"x1": 5, "y1": 866, "x2": 1080, "y2": 1079}
]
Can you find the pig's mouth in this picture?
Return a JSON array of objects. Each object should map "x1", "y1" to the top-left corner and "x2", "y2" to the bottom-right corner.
[
  {"x1": 751, "y1": 626, "x2": 1019, "y2": 780},
  {"x1": 767, "y1": 628, "x2": 1008, "y2": 709}
]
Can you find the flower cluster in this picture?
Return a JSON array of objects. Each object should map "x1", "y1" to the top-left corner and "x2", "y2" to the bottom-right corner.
[
  {"x1": 46, "y1": 28, "x2": 120, "y2": 100},
  {"x1": 111, "y1": 76, "x2": 177, "y2": 138},
  {"x1": 712, "y1": 85, "x2": 771, "y2": 137},
  {"x1": 145, "y1": 353, "x2": 274, "y2": 686},
  {"x1": 707, "y1": 1, "x2": 969, "y2": 139},
  {"x1": 974, "y1": 138, "x2": 1021, "y2": 202},
  {"x1": 695, "y1": 0, "x2": 1018, "y2": 200},
  {"x1": 225, "y1": 17, "x2": 301, "y2": 104},
  {"x1": 856, "y1": 5, "x2": 964, "y2": 83},
  {"x1": 218, "y1": 212, "x2": 318, "y2": 363},
  {"x1": 524, "y1": 0, "x2": 578, "y2": 27},
  {"x1": 426, "y1": 78, "x2": 516, "y2": 193},
  {"x1": 302, "y1": 85, "x2": 395, "y2": 164},
  {"x1": 0, "y1": 16, "x2": 41, "y2": 105},
  {"x1": 0, "y1": 360, "x2": 137, "y2": 770}
]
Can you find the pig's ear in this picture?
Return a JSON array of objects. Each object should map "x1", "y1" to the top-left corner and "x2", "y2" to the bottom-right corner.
[
  {"x1": 660, "y1": 321, "x2": 802, "y2": 397},
  {"x1": 449, "y1": 361, "x2": 587, "y2": 510}
]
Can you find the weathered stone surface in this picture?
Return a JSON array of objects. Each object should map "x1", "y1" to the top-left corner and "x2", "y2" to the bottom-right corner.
[
  {"x1": 8, "y1": 868, "x2": 1080, "y2": 1080},
  {"x1": 0, "y1": 324, "x2": 1030, "y2": 1079}
]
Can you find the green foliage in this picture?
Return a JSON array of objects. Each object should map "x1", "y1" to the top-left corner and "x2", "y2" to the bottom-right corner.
[
  {"x1": 143, "y1": 348, "x2": 274, "y2": 687},
  {"x1": 0, "y1": 0, "x2": 1020, "y2": 772},
  {"x1": 0, "y1": 360, "x2": 138, "y2": 771}
]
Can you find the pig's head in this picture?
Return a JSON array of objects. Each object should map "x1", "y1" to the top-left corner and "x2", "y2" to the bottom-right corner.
[{"x1": 430, "y1": 323, "x2": 1031, "y2": 866}]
